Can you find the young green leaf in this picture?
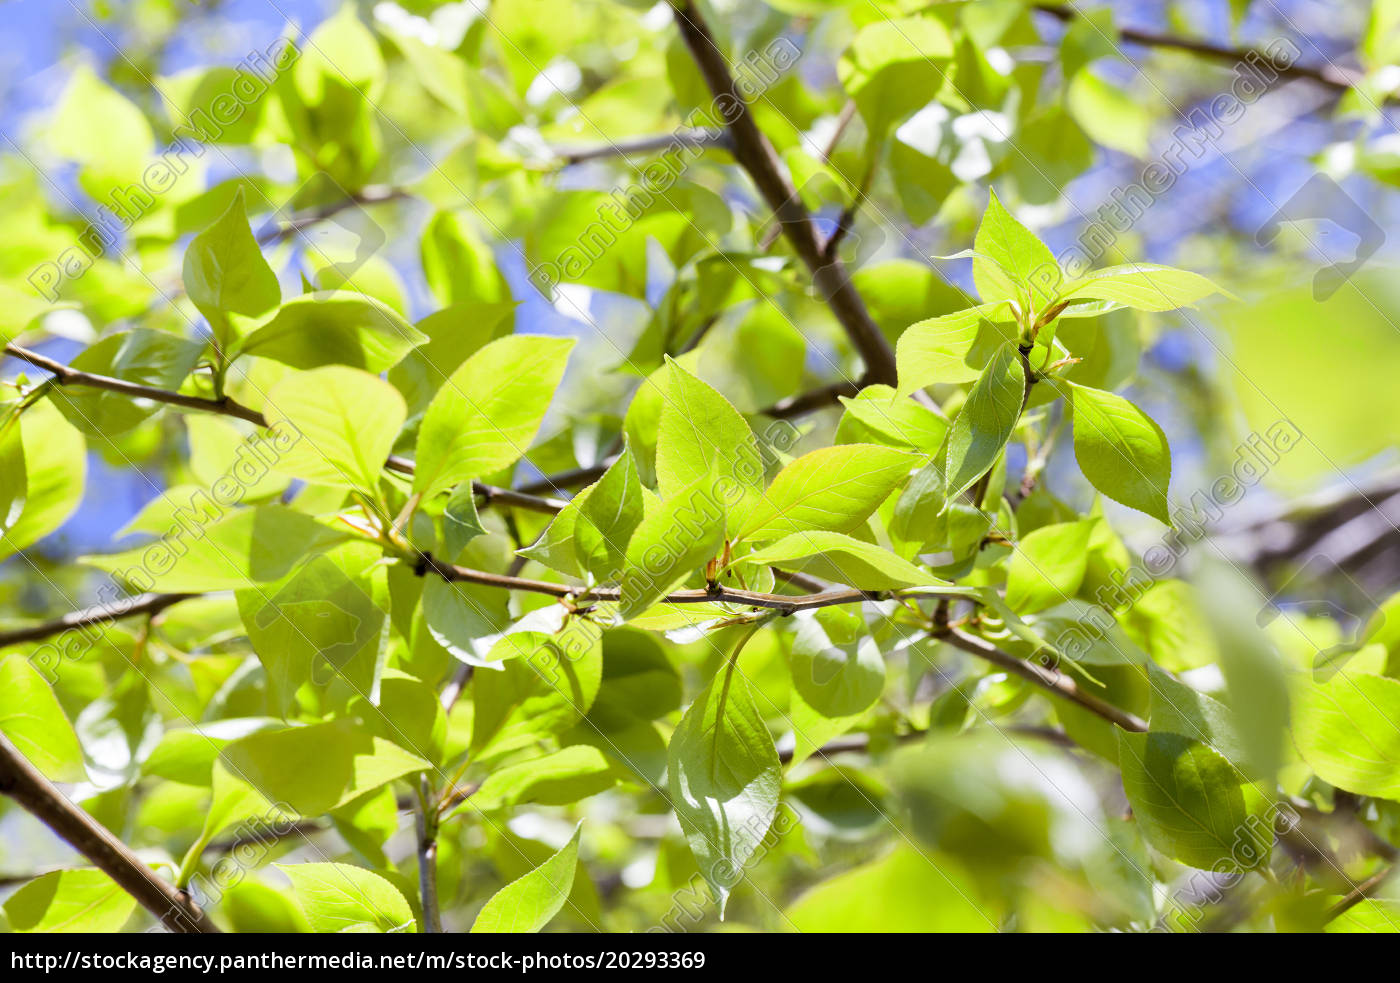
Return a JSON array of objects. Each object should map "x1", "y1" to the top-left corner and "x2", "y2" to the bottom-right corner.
[
  {"x1": 83, "y1": 506, "x2": 347, "y2": 592},
  {"x1": 741, "y1": 531, "x2": 945, "y2": 590},
  {"x1": 413, "y1": 335, "x2": 574, "y2": 499},
  {"x1": 736, "y1": 444, "x2": 918, "y2": 543},
  {"x1": 236, "y1": 293, "x2": 426, "y2": 373},
  {"x1": 1005, "y1": 520, "x2": 1097, "y2": 614},
  {"x1": 1067, "y1": 383, "x2": 1172, "y2": 524},
  {"x1": 972, "y1": 189, "x2": 1059, "y2": 306},
  {"x1": 894, "y1": 302, "x2": 1010, "y2": 398},
  {"x1": 1293, "y1": 674, "x2": 1400, "y2": 799},
  {"x1": 263, "y1": 366, "x2": 406, "y2": 491},
  {"x1": 465, "y1": 747, "x2": 615, "y2": 813},
  {"x1": 472, "y1": 631, "x2": 603, "y2": 757},
  {"x1": 1060, "y1": 263, "x2": 1232, "y2": 312},
  {"x1": 838, "y1": 17, "x2": 954, "y2": 136},
  {"x1": 0, "y1": 418, "x2": 26, "y2": 535},
  {"x1": 219, "y1": 718, "x2": 431, "y2": 816},
  {"x1": 4, "y1": 869, "x2": 137, "y2": 933},
  {"x1": 0, "y1": 655, "x2": 85, "y2": 782},
  {"x1": 280, "y1": 862, "x2": 416, "y2": 933},
  {"x1": 470, "y1": 823, "x2": 582, "y2": 933},
  {"x1": 655, "y1": 357, "x2": 765, "y2": 524},
  {"x1": 668, "y1": 666, "x2": 780, "y2": 914},
  {"x1": 183, "y1": 187, "x2": 281, "y2": 336},
  {"x1": 618, "y1": 476, "x2": 727, "y2": 619},
  {"x1": 789, "y1": 607, "x2": 885, "y2": 718},
  {"x1": 1117, "y1": 730, "x2": 1271, "y2": 871},
  {"x1": 835, "y1": 384, "x2": 949, "y2": 453},
  {"x1": 575, "y1": 449, "x2": 644, "y2": 582},
  {"x1": 50, "y1": 330, "x2": 206, "y2": 436},
  {"x1": 945, "y1": 345, "x2": 1025, "y2": 498}
]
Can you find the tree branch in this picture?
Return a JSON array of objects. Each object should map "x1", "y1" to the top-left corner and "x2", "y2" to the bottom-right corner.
[
  {"x1": 0, "y1": 733, "x2": 220, "y2": 933},
  {"x1": 0, "y1": 591, "x2": 196, "y2": 649},
  {"x1": 4, "y1": 345, "x2": 564, "y2": 516},
  {"x1": 256, "y1": 186, "x2": 409, "y2": 246},
  {"x1": 939, "y1": 627, "x2": 1148, "y2": 733},
  {"x1": 415, "y1": 775, "x2": 443, "y2": 934},
  {"x1": 1034, "y1": 4, "x2": 1368, "y2": 95},
  {"x1": 671, "y1": 2, "x2": 898, "y2": 387},
  {"x1": 553, "y1": 127, "x2": 732, "y2": 165},
  {"x1": 1326, "y1": 864, "x2": 1396, "y2": 923}
]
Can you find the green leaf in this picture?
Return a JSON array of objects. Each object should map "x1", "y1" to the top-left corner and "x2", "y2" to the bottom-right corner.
[
  {"x1": 183, "y1": 186, "x2": 281, "y2": 335},
  {"x1": 1005, "y1": 520, "x2": 1097, "y2": 614},
  {"x1": 236, "y1": 293, "x2": 426, "y2": 373},
  {"x1": 470, "y1": 823, "x2": 582, "y2": 933},
  {"x1": 1, "y1": 402, "x2": 83, "y2": 560},
  {"x1": 742, "y1": 531, "x2": 944, "y2": 590},
  {"x1": 0, "y1": 417, "x2": 26, "y2": 534},
  {"x1": 50, "y1": 330, "x2": 205, "y2": 436},
  {"x1": 441, "y1": 483, "x2": 486, "y2": 559},
  {"x1": 1117, "y1": 731, "x2": 1271, "y2": 871},
  {"x1": 972, "y1": 189, "x2": 1059, "y2": 306},
  {"x1": 894, "y1": 303, "x2": 1010, "y2": 397},
  {"x1": 0, "y1": 655, "x2": 85, "y2": 782},
  {"x1": 83, "y1": 506, "x2": 346, "y2": 592},
  {"x1": 1294, "y1": 674, "x2": 1400, "y2": 800},
  {"x1": 786, "y1": 846, "x2": 994, "y2": 932},
  {"x1": 235, "y1": 542, "x2": 387, "y2": 714},
  {"x1": 219, "y1": 718, "x2": 431, "y2": 816},
  {"x1": 472, "y1": 631, "x2": 603, "y2": 757},
  {"x1": 655, "y1": 358, "x2": 765, "y2": 528},
  {"x1": 4, "y1": 869, "x2": 136, "y2": 933},
  {"x1": 789, "y1": 607, "x2": 885, "y2": 718},
  {"x1": 1061, "y1": 263, "x2": 1231, "y2": 312},
  {"x1": 1066, "y1": 73, "x2": 1151, "y2": 157},
  {"x1": 618, "y1": 477, "x2": 727, "y2": 619},
  {"x1": 575, "y1": 449, "x2": 644, "y2": 582},
  {"x1": 1067, "y1": 383, "x2": 1172, "y2": 524},
  {"x1": 280, "y1": 862, "x2": 416, "y2": 933},
  {"x1": 44, "y1": 65, "x2": 151, "y2": 191},
  {"x1": 835, "y1": 384, "x2": 949, "y2": 453},
  {"x1": 945, "y1": 345, "x2": 1025, "y2": 498},
  {"x1": 420, "y1": 577, "x2": 514, "y2": 668},
  {"x1": 736, "y1": 444, "x2": 918, "y2": 543},
  {"x1": 263, "y1": 366, "x2": 406, "y2": 490},
  {"x1": 838, "y1": 16, "x2": 954, "y2": 136},
  {"x1": 421, "y1": 210, "x2": 508, "y2": 307},
  {"x1": 465, "y1": 746, "x2": 615, "y2": 813},
  {"x1": 389, "y1": 302, "x2": 516, "y2": 417},
  {"x1": 1146, "y1": 663, "x2": 1249, "y2": 771},
  {"x1": 667, "y1": 667, "x2": 780, "y2": 914},
  {"x1": 413, "y1": 335, "x2": 574, "y2": 499}
]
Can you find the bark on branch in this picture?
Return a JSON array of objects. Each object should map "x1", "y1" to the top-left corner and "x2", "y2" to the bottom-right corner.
[
  {"x1": 670, "y1": 1, "x2": 898, "y2": 387},
  {"x1": 0, "y1": 733, "x2": 221, "y2": 933}
]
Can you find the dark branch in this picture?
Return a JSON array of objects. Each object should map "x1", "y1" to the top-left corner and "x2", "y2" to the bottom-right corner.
[
  {"x1": 0, "y1": 733, "x2": 220, "y2": 933},
  {"x1": 940, "y1": 627, "x2": 1148, "y2": 733},
  {"x1": 553, "y1": 127, "x2": 732, "y2": 165},
  {"x1": 1035, "y1": 5, "x2": 1368, "y2": 95},
  {"x1": 0, "y1": 591, "x2": 196, "y2": 649},
  {"x1": 671, "y1": 2, "x2": 898, "y2": 387}
]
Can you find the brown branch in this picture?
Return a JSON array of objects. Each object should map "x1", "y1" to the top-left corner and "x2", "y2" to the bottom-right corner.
[
  {"x1": 553, "y1": 127, "x2": 732, "y2": 165},
  {"x1": 0, "y1": 733, "x2": 220, "y2": 933},
  {"x1": 1326, "y1": 864, "x2": 1397, "y2": 923},
  {"x1": 940, "y1": 627, "x2": 1148, "y2": 733},
  {"x1": 0, "y1": 591, "x2": 196, "y2": 649},
  {"x1": 419, "y1": 551, "x2": 922, "y2": 615},
  {"x1": 257, "y1": 186, "x2": 408, "y2": 246},
  {"x1": 415, "y1": 775, "x2": 443, "y2": 934},
  {"x1": 4, "y1": 345, "x2": 564, "y2": 516},
  {"x1": 758, "y1": 99, "x2": 856, "y2": 251},
  {"x1": 764, "y1": 378, "x2": 861, "y2": 419},
  {"x1": 671, "y1": 3, "x2": 897, "y2": 387},
  {"x1": 1034, "y1": 4, "x2": 1368, "y2": 95}
]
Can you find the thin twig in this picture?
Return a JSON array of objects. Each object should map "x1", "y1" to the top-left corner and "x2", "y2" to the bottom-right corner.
[
  {"x1": 553, "y1": 127, "x2": 732, "y2": 165},
  {"x1": 940, "y1": 627, "x2": 1148, "y2": 733},
  {"x1": 1034, "y1": 4, "x2": 1370, "y2": 95},
  {"x1": 1326, "y1": 864, "x2": 1397, "y2": 923},
  {"x1": 0, "y1": 592, "x2": 196, "y2": 649},
  {"x1": 0, "y1": 733, "x2": 220, "y2": 933}
]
